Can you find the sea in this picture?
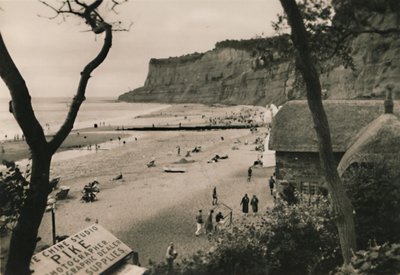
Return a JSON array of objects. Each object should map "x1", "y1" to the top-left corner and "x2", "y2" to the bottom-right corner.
[{"x1": 0, "y1": 97, "x2": 170, "y2": 141}]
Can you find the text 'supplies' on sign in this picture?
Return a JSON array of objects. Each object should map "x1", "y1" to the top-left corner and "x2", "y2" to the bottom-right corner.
[{"x1": 30, "y1": 224, "x2": 133, "y2": 275}]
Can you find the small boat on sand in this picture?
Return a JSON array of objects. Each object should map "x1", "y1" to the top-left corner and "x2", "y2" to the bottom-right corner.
[{"x1": 163, "y1": 166, "x2": 187, "y2": 173}]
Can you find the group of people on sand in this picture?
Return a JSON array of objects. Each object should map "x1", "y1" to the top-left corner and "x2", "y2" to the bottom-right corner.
[
  {"x1": 241, "y1": 174, "x2": 277, "y2": 216},
  {"x1": 195, "y1": 208, "x2": 225, "y2": 237},
  {"x1": 205, "y1": 109, "x2": 265, "y2": 127},
  {"x1": 240, "y1": 193, "x2": 259, "y2": 216},
  {"x1": 193, "y1": 186, "x2": 226, "y2": 237}
]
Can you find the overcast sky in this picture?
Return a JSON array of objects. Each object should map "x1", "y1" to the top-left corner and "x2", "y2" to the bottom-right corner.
[{"x1": 0, "y1": 0, "x2": 283, "y2": 99}]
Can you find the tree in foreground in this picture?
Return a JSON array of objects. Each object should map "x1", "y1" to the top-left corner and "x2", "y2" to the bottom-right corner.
[
  {"x1": 278, "y1": 0, "x2": 357, "y2": 264},
  {"x1": 0, "y1": 0, "x2": 127, "y2": 273}
]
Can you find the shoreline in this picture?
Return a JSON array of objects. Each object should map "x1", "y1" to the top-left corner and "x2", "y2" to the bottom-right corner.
[
  {"x1": 0, "y1": 129, "x2": 131, "y2": 163},
  {"x1": 0, "y1": 103, "x2": 268, "y2": 163}
]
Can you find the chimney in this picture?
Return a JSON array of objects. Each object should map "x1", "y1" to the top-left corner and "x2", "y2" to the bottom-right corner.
[{"x1": 384, "y1": 85, "x2": 394, "y2": 114}]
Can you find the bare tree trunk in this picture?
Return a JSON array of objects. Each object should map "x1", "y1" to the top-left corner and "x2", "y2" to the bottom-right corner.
[
  {"x1": 5, "y1": 152, "x2": 52, "y2": 275},
  {"x1": 0, "y1": 9, "x2": 113, "y2": 272},
  {"x1": 279, "y1": 0, "x2": 357, "y2": 264}
]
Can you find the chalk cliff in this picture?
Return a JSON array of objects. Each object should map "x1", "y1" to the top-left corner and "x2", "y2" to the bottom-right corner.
[{"x1": 119, "y1": 6, "x2": 400, "y2": 106}]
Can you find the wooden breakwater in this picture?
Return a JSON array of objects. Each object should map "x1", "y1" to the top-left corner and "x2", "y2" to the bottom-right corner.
[{"x1": 119, "y1": 124, "x2": 263, "y2": 131}]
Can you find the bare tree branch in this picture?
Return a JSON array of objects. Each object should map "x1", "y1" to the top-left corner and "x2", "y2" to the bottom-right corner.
[
  {"x1": 49, "y1": 25, "x2": 112, "y2": 153},
  {"x1": 111, "y1": 0, "x2": 128, "y2": 14},
  {"x1": 2, "y1": 1, "x2": 128, "y2": 273},
  {"x1": 39, "y1": 0, "x2": 130, "y2": 152}
]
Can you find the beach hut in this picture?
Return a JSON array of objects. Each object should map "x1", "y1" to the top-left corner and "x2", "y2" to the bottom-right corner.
[
  {"x1": 337, "y1": 95, "x2": 400, "y2": 178},
  {"x1": 262, "y1": 133, "x2": 275, "y2": 167},
  {"x1": 269, "y1": 99, "x2": 400, "y2": 194}
]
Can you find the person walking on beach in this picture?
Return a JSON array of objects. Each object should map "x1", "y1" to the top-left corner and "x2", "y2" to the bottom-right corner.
[
  {"x1": 177, "y1": 145, "x2": 181, "y2": 156},
  {"x1": 195, "y1": 209, "x2": 204, "y2": 236},
  {"x1": 205, "y1": 209, "x2": 214, "y2": 234},
  {"x1": 250, "y1": 195, "x2": 259, "y2": 216},
  {"x1": 212, "y1": 186, "x2": 218, "y2": 205},
  {"x1": 240, "y1": 194, "x2": 250, "y2": 216},
  {"x1": 247, "y1": 166, "x2": 253, "y2": 182},
  {"x1": 166, "y1": 242, "x2": 178, "y2": 273},
  {"x1": 269, "y1": 175, "x2": 275, "y2": 195}
]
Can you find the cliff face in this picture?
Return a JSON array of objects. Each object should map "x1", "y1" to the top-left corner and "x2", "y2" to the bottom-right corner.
[
  {"x1": 119, "y1": 10, "x2": 400, "y2": 106},
  {"x1": 120, "y1": 48, "x2": 294, "y2": 106}
]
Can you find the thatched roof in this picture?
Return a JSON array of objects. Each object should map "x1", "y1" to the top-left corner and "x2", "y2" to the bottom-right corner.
[
  {"x1": 337, "y1": 114, "x2": 400, "y2": 176},
  {"x1": 269, "y1": 100, "x2": 400, "y2": 152}
]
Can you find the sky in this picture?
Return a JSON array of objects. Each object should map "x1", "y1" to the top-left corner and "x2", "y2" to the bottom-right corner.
[{"x1": 0, "y1": 0, "x2": 283, "y2": 99}]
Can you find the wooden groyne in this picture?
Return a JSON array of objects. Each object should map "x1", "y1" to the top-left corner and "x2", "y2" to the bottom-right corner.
[{"x1": 119, "y1": 124, "x2": 263, "y2": 131}]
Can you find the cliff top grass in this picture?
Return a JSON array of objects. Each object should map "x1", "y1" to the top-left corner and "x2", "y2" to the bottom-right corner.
[
  {"x1": 150, "y1": 52, "x2": 205, "y2": 65},
  {"x1": 149, "y1": 34, "x2": 292, "y2": 65},
  {"x1": 214, "y1": 34, "x2": 291, "y2": 55}
]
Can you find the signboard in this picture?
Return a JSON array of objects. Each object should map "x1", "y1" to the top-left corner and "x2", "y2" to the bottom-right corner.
[{"x1": 30, "y1": 224, "x2": 133, "y2": 275}]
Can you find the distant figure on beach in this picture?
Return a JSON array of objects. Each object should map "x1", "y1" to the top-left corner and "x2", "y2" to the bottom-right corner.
[
  {"x1": 247, "y1": 166, "x2": 253, "y2": 182},
  {"x1": 166, "y1": 242, "x2": 178, "y2": 273},
  {"x1": 195, "y1": 209, "x2": 204, "y2": 236},
  {"x1": 220, "y1": 136, "x2": 224, "y2": 141},
  {"x1": 112, "y1": 173, "x2": 123, "y2": 181},
  {"x1": 269, "y1": 176, "x2": 275, "y2": 195},
  {"x1": 147, "y1": 158, "x2": 156, "y2": 168},
  {"x1": 205, "y1": 209, "x2": 214, "y2": 234},
  {"x1": 212, "y1": 186, "x2": 218, "y2": 205},
  {"x1": 240, "y1": 194, "x2": 249, "y2": 216},
  {"x1": 250, "y1": 195, "x2": 259, "y2": 216},
  {"x1": 177, "y1": 146, "x2": 181, "y2": 156}
]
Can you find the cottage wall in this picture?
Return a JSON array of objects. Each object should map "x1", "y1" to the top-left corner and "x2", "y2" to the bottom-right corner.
[{"x1": 275, "y1": 151, "x2": 344, "y2": 185}]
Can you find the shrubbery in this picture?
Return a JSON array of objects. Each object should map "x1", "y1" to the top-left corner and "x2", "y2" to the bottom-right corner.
[
  {"x1": 0, "y1": 165, "x2": 30, "y2": 233},
  {"x1": 343, "y1": 164, "x2": 400, "y2": 249},
  {"x1": 262, "y1": 197, "x2": 341, "y2": 275},
  {"x1": 335, "y1": 242, "x2": 400, "y2": 275}
]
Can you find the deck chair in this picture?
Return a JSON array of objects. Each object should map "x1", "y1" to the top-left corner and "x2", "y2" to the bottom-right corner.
[{"x1": 55, "y1": 186, "x2": 70, "y2": 200}]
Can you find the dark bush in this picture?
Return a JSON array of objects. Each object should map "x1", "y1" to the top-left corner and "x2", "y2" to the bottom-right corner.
[
  {"x1": 335, "y1": 242, "x2": 400, "y2": 275},
  {"x1": 0, "y1": 165, "x2": 30, "y2": 232},
  {"x1": 343, "y1": 164, "x2": 400, "y2": 249},
  {"x1": 262, "y1": 197, "x2": 341, "y2": 275}
]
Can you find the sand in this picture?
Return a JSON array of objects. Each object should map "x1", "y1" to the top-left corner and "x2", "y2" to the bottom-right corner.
[
  {"x1": 3, "y1": 104, "x2": 275, "y2": 266},
  {"x1": 0, "y1": 128, "x2": 130, "y2": 162}
]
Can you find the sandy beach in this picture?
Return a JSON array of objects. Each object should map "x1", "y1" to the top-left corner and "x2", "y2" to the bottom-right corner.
[{"x1": 3, "y1": 104, "x2": 275, "y2": 266}]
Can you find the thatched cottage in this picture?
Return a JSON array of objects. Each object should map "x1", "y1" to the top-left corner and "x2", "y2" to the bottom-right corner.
[{"x1": 268, "y1": 99, "x2": 400, "y2": 194}]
